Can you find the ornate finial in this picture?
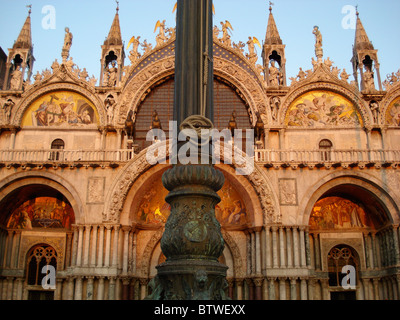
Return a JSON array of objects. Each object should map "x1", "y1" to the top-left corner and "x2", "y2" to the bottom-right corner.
[
  {"x1": 27, "y1": 4, "x2": 32, "y2": 15},
  {"x1": 269, "y1": 1, "x2": 274, "y2": 13},
  {"x1": 355, "y1": 5, "x2": 359, "y2": 16},
  {"x1": 116, "y1": 0, "x2": 119, "y2": 12}
]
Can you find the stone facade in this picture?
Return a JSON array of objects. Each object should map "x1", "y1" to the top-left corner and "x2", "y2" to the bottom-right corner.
[{"x1": 0, "y1": 6, "x2": 400, "y2": 301}]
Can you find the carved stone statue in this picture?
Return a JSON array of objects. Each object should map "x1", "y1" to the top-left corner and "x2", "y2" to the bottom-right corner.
[
  {"x1": 254, "y1": 112, "x2": 265, "y2": 142},
  {"x1": 9, "y1": 65, "x2": 22, "y2": 90},
  {"x1": 228, "y1": 111, "x2": 238, "y2": 137},
  {"x1": 269, "y1": 60, "x2": 280, "y2": 86},
  {"x1": 62, "y1": 27, "x2": 73, "y2": 61},
  {"x1": 270, "y1": 96, "x2": 280, "y2": 121},
  {"x1": 124, "y1": 110, "x2": 136, "y2": 141},
  {"x1": 313, "y1": 26, "x2": 323, "y2": 61},
  {"x1": 105, "y1": 95, "x2": 116, "y2": 125},
  {"x1": 151, "y1": 110, "x2": 162, "y2": 130},
  {"x1": 107, "y1": 61, "x2": 118, "y2": 87},
  {"x1": 340, "y1": 69, "x2": 350, "y2": 82},
  {"x1": 3, "y1": 99, "x2": 14, "y2": 122},
  {"x1": 369, "y1": 101, "x2": 379, "y2": 123},
  {"x1": 363, "y1": 69, "x2": 375, "y2": 91}
]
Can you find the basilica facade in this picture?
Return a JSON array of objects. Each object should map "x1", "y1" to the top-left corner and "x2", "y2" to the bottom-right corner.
[{"x1": 0, "y1": 5, "x2": 400, "y2": 301}]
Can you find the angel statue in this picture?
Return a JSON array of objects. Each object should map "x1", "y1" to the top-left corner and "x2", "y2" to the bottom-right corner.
[
  {"x1": 246, "y1": 36, "x2": 261, "y2": 65},
  {"x1": 127, "y1": 36, "x2": 141, "y2": 64},
  {"x1": 154, "y1": 20, "x2": 168, "y2": 47},
  {"x1": 220, "y1": 20, "x2": 233, "y2": 46}
]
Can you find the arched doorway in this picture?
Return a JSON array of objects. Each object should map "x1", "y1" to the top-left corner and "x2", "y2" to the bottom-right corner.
[{"x1": 307, "y1": 181, "x2": 397, "y2": 300}]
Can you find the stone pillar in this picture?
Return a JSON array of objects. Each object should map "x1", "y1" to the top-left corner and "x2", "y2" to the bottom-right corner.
[
  {"x1": 139, "y1": 278, "x2": 148, "y2": 300},
  {"x1": 246, "y1": 278, "x2": 255, "y2": 300},
  {"x1": 265, "y1": 226, "x2": 272, "y2": 269},
  {"x1": 293, "y1": 227, "x2": 300, "y2": 268},
  {"x1": 286, "y1": 227, "x2": 293, "y2": 268},
  {"x1": 321, "y1": 279, "x2": 330, "y2": 300},
  {"x1": 67, "y1": 277, "x2": 75, "y2": 300},
  {"x1": 392, "y1": 225, "x2": 400, "y2": 265},
  {"x1": 308, "y1": 278, "x2": 315, "y2": 300},
  {"x1": 122, "y1": 227, "x2": 131, "y2": 274},
  {"x1": 97, "y1": 276, "x2": 105, "y2": 300},
  {"x1": 55, "y1": 278, "x2": 63, "y2": 300},
  {"x1": 122, "y1": 278, "x2": 130, "y2": 300},
  {"x1": 271, "y1": 226, "x2": 279, "y2": 268},
  {"x1": 226, "y1": 278, "x2": 234, "y2": 300},
  {"x1": 299, "y1": 227, "x2": 307, "y2": 267},
  {"x1": 300, "y1": 278, "x2": 308, "y2": 300},
  {"x1": 65, "y1": 232, "x2": 73, "y2": 268},
  {"x1": 97, "y1": 225, "x2": 105, "y2": 267},
  {"x1": 236, "y1": 279, "x2": 244, "y2": 300},
  {"x1": 112, "y1": 226, "x2": 120, "y2": 267},
  {"x1": 108, "y1": 276, "x2": 116, "y2": 300},
  {"x1": 290, "y1": 278, "x2": 297, "y2": 300},
  {"x1": 90, "y1": 225, "x2": 98, "y2": 267},
  {"x1": 83, "y1": 225, "x2": 91, "y2": 267},
  {"x1": 76, "y1": 225, "x2": 84, "y2": 267},
  {"x1": 253, "y1": 277, "x2": 264, "y2": 300},
  {"x1": 74, "y1": 276, "x2": 83, "y2": 300},
  {"x1": 254, "y1": 228, "x2": 262, "y2": 275},
  {"x1": 86, "y1": 277, "x2": 94, "y2": 300},
  {"x1": 268, "y1": 278, "x2": 276, "y2": 300},
  {"x1": 278, "y1": 278, "x2": 286, "y2": 300},
  {"x1": 104, "y1": 225, "x2": 112, "y2": 267},
  {"x1": 279, "y1": 227, "x2": 286, "y2": 267},
  {"x1": 314, "y1": 233, "x2": 321, "y2": 270}
]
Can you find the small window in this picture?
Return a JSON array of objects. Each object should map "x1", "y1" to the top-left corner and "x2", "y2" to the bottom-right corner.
[
  {"x1": 26, "y1": 244, "x2": 57, "y2": 287},
  {"x1": 49, "y1": 139, "x2": 65, "y2": 161},
  {"x1": 328, "y1": 245, "x2": 358, "y2": 288},
  {"x1": 319, "y1": 139, "x2": 333, "y2": 161}
]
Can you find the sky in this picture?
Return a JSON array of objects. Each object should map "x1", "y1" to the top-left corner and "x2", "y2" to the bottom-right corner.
[{"x1": 0, "y1": 0, "x2": 399, "y2": 85}]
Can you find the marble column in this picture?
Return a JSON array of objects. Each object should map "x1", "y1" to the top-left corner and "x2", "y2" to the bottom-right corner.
[
  {"x1": 279, "y1": 278, "x2": 286, "y2": 300},
  {"x1": 76, "y1": 225, "x2": 84, "y2": 267},
  {"x1": 90, "y1": 225, "x2": 98, "y2": 267},
  {"x1": 286, "y1": 227, "x2": 293, "y2": 268},
  {"x1": 83, "y1": 225, "x2": 91, "y2": 267},
  {"x1": 279, "y1": 227, "x2": 286, "y2": 267},
  {"x1": 97, "y1": 276, "x2": 105, "y2": 300},
  {"x1": 65, "y1": 233, "x2": 73, "y2": 268},
  {"x1": 74, "y1": 276, "x2": 83, "y2": 300},
  {"x1": 265, "y1": 226, "x2": 272, "y2": 269},
  {"x1": 299, "y1": 227, "x2": 307, "y2": 267},
  {"x1": 104, "y1": 225, "x2": 112, "y2": 267},
  {"x1": 293, "y1": 227, "x2": 300, "y2": 268},
  {"x1": 271, "y1": 226, "x2": 279, "y2": 268},
  {"x1": 86, "y1": 277, "x2": 94, "y2": 300},
  {"x1": 97, "y1": 225, "x2": 105, "y2": 267},
  {"x1": 108, "y1": 277, "x2": 116, "y2": 300},
  {"x1": 268, "y1": 278, "x2": 276, "y2": 300},
  {"x1": 122, "y1": 227, "x2": 131, "y2": 274},
  {"x1": 246, "y1": 278, "x2": 255, "y2": 300},
  {"x1": 55, "y1": 278, "x2": 63, "y2": 300},
  {"x1": 253, "y1": 277, "x2": 264, "y2": 300},
  {"x1": 112, "y1": 226, "x2": 120, "y2": 267},
  {"x1": 122, "y1": 278, "x2": 130, "y2": 300},
  {"x1": 300, "y1": 278, "x2": 308, "y2": 300},
  {"x1": 290, "y1": 278, "x2": 297, "y2": 300},
  {"x1": 254, "y1": 228, "x2": 262, "y2": 275},
  {"x1": 235, "y1": 279, "x2": 244, "y2": 300}
]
